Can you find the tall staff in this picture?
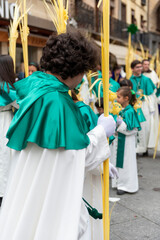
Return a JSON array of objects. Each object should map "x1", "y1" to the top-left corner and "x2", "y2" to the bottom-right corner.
[
  {"x1": 19, "y1": 0, "x2": 30, "y2": 78},
  {"x1": 98, "y1": 0, "x2": 110, "y2": 239},
  {"x1": 9, "y1": 2, "x2": 22, "y2": 72}
]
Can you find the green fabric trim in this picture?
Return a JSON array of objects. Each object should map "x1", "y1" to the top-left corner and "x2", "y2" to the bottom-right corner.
[
  {"x1": 76, "y1": 101, "x2": 98, "y2": 131},
  {"x1": 109, "y1": 78, "x2": 120, "y2": 93},
  {"x1": 82, "y1": 198, "x2": 102, "y2": 220},
  {"x1": 109, "y1": 135, "x2": 115, "y2": 145},
  {"x1": 7, "y1": 71, "x2": 90, "y2": 151},
  {"x1": 136, "y1": 108, "x2": 146, "y2": 123},
  {"x1": 156, "y1": 87, "x2": 160, "y2": 97},
  {"x1": 130, "y1": 74, "x2": 156, "y2": 97},
  {"x1": 119, "y1": 105, "x2": 141, "y2": 131},
  {"x1": 0, "y1": 83, "x2": 16, "y2": 106},
  {"x1": 116, "y1": 132, "x2": 125, "y2": 168},
  {"x1": 91, "y1": 72, "x2": 120, "y2": 98}
]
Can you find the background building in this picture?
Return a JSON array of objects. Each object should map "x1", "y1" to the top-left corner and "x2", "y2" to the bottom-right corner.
[
  {"x1": 0, "y1": 0, "x2": 55, "y2": 73},
  {"x1": 0, "y1": 0, "x2": 160, "y2": 72},
  {"x1": 148, "y1": 0, "x2": 160, "y2": 54}
]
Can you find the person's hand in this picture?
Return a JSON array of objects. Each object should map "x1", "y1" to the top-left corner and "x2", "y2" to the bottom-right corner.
[
  {"x1": 98, "y1": 114, "x2": 116, "y2": 137},
  {"x1": 109, "y1": 162, "x2": 119, "y2": 178},
  {"x1": 116, "y1": 116, "x2": 123, "y2": 126}
]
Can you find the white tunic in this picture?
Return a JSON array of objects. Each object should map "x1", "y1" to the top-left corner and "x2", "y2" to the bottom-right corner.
[
  {"x1": 110, "y1": 122, "x2": 138, "y2": 193},
  {"x1": 82, "y1": 167, "x2": 103, "y2": 240},
  {"x1": 136, "y1": 93, "x2": 159, "y2": 153},
  {"x1": 143, "y1": 70, "x2": 160, "y2": 86},
  {"x1": 0, "y1": 125, "x2": 110, "y2": 240},
  {"x1": 0, "y1": 104, "x2": 14, "y2": 197}
]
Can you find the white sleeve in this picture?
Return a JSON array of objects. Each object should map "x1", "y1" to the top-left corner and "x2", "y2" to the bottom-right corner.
[
  {"x1": 153, "y1": 71, "x2": 160, "y2": 85},
  {"x1": 85, "y1": 125, "x2": 110, "y2": 173},
  {"x1": 117, "y1": 121, "x2": 137, "y2": 136},
  {"x1": 145, "y1": 93, "x2": 156, "y2": 112}
]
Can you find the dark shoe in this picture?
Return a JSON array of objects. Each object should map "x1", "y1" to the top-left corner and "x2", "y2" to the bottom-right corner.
[
  {"x1": 142, "y1": 150, "x2": 148, "y2": 157},
  {"x1": 117, "y1": 189, "x2": 126, "y2": 195},
  {"x1": 0, "y1": 197, "x2": 3, "y2": 207}
]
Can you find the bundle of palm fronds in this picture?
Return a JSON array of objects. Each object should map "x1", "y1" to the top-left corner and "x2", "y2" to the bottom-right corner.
[
  {"x1": 9, "y1": 2, "x2": 22, "y2": 72},
  {"x1": 19, "y1": 0, "x2": 31, "y2": 78},
  {"x1": 43, "y1": 0, "x2": 68, "y2": 34}
]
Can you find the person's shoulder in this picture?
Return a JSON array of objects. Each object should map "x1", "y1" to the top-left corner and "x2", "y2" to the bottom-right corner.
[
  {"x1": 40, "y1": 90, "x2": 70, "y2": 106},
  {"x1": 124, "y1": 105, "x2": 134, "y2": 115},
  {"x1": 141, "y1": 74, "x2": 152, "y2": 81}
]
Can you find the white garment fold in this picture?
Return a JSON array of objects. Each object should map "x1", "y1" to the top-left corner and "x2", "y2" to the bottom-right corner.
[
  {"x1": 0, "y1": 104, "x2": 14, "y2": 197},
  {"x1": 110, "y1": 121, "x2": 139, "y2": 193},
  {"x1": 0, "y1": 125, "x2": 110, "y2": 240}
]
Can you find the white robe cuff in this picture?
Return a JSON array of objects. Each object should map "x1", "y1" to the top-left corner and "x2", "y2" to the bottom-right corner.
[{"x1": 85, "y1": 125, "x2": 110, "y2": 173}]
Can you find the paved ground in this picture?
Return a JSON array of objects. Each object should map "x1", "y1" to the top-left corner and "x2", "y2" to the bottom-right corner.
[{"x1": 109, "y1": 150, "x2": 160, "y2": 240}]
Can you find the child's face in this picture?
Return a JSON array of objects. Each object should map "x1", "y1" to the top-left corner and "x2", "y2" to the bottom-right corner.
[
  {"x1": 117, "y1": 92, "x2": 128, "y2": 107},
  {"x1": 97, "y1": 107, "x2": 104, "y2": 115}
]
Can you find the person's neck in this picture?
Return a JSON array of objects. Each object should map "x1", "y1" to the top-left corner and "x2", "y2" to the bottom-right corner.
[
  {"x1": 122, "y1": 102, "x2": 129, "y2": 108},
  {"x1": 133, "y1": 73, "x2": 141, "y2": 77},
  {"x1": 46, "y1": 71, "x2": 71, "y2": 88}
]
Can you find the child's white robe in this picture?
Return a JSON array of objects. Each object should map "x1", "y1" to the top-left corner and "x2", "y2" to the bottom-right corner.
[{"x1": 110, "y1": 122, "x2": 138, "y2": 193}]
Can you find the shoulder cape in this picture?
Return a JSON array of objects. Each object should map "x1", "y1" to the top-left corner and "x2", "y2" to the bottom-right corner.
[
  {"x1": 109, "y1": 78, "x2": 120, "y2": 93},
  {"x1": 119, "y1": 104, "x2": 141, "y2": 131},
  {"x1": 0, "y1": 82, "x2": 16, "y2": 106},
  {"x1": 7, "y1": 71, "x2": 90, "y2": 151},
  {"x1": 130, "y1": 74, "x2": 156, "y2": 96}
]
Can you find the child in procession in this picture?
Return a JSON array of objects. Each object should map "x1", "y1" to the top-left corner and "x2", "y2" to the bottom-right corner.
[{"x1": 110, "y1": 86, "x2": 141, "y2": 195}]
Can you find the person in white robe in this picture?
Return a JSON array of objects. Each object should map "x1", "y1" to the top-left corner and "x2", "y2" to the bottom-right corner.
[
  {"x1": 142, "y1": 59, "x2": 160, "y2": 86},
  {"x1": 142, "y1": 59, "x2": 160, "y2": 151},
  {"x1": 110, "y1": 87, "x2": 141, "y2": 195},
  {"x1": 0, "y1": 32, "x2": 116, "y2": 240},
  {"x1": 130, "y1": 60, "x2": 158, "y2": 154}
]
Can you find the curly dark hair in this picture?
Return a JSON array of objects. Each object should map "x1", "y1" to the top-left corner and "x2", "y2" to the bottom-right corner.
[{"x1": 40, "y1": 31, "x2": 98, "y2": 80}]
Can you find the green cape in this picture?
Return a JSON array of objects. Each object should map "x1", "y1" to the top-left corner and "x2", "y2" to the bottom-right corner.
[
  {"x1": 75, "y1": 101, "x2": 98, "y2": 131},
  {"x1": 119, "y1": 105, "x2": 141, "y2": 131},
  {"x1": 0, "y1": 82, "x2": 16, "y2": 106},
  {"x1": 76, "y1": 102, "x2": 115, "y2": 144},
  {"x1": 117, "y1": 105, "x2": 141, "y2": 168},
  {"x1": 91, "y1": 70, "x2": 103, "y2": 97},
  {"x1": 156, "y1": 87, "x2": 160, "y2": 97},
  {"x1": 136, "y1": 108, "x2": 146, "y2": 123},
  {"x1": 7, "y1": 71, "x2": 90, "y2": 151},
  {"x1": 91, "y1": 71, "x2": 120, "y2": 97},
  {"x1": 130, "y1": 74, "x2": 156, "y2": 97},
  {"x1": 109, "y1": 78, "x2": 120, "y2": 93}
]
